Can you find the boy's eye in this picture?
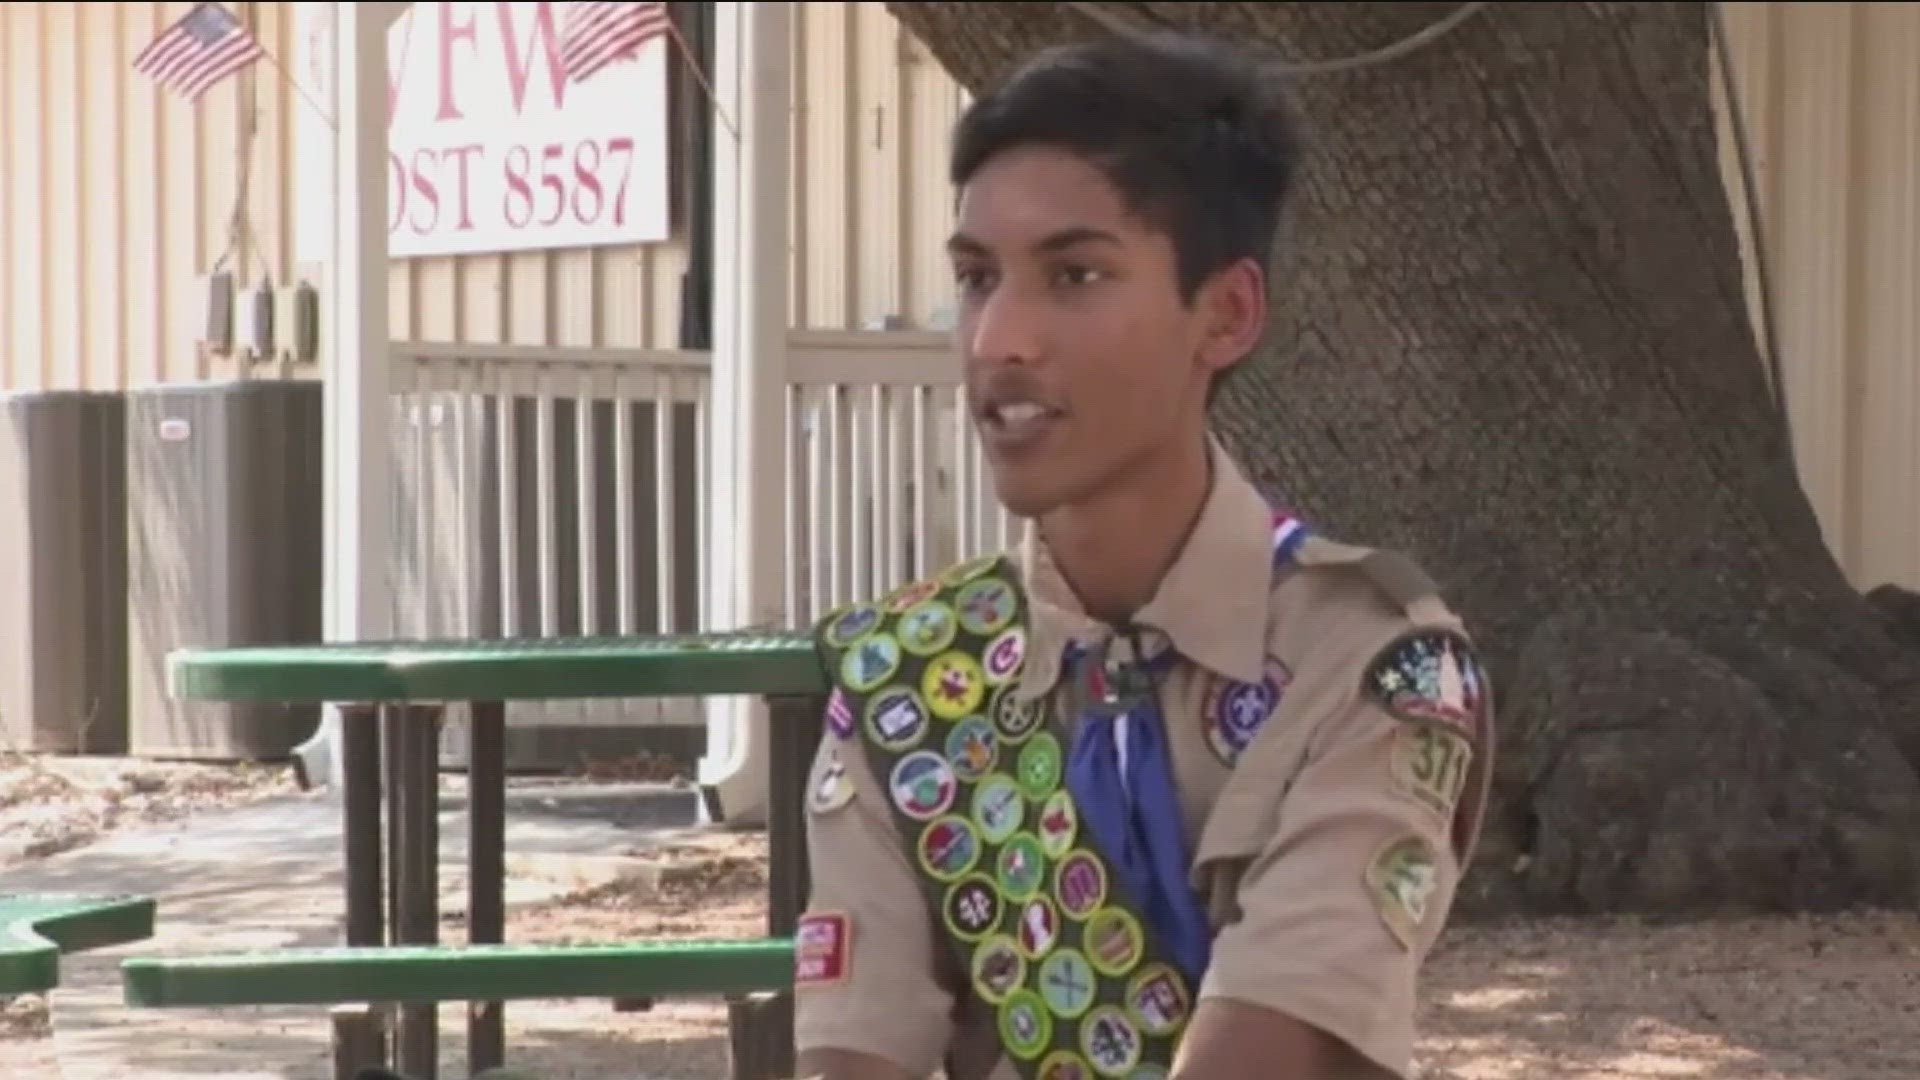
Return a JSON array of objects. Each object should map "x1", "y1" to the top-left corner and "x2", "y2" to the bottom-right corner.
[
  {"x1": 954, "y1": 265, "x2": 996, "y2": 292},
  {"x1": 1054, "y1": 265, "x2": 1103, "y2": 287}
]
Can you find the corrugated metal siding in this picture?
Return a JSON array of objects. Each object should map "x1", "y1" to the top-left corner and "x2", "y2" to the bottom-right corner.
[
  {"x1": 788, "y1": 1, "x2": 968, "y2": 330},
  {"x1": 1715, "y1": 1, "x2": 1920, "y2": 589},
  {"x1": 0, "y1": 1, "x2": 303, "y2": 390},
  {"x1": 4, "y1": 2, "x2": 1917, "y2": 585}
]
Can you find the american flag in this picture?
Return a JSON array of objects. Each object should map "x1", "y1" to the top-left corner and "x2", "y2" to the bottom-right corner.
[
  {"x1": 132, "y1": 1, "x2": 266, "y2": 104},
  {"x1": 559, "y1": 1, "x2": 672, "y2": 84}
]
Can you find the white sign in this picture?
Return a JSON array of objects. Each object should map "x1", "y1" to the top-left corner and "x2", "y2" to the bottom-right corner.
[{"x1": 294, "y1": 2, "x2": 672, "y2": 260}]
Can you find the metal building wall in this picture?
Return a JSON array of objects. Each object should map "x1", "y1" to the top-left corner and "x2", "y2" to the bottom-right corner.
[
  {"x1": 0, "y1": 1, "x2": 304, "y2": 390},
  {"x1": 3, "y1": 2, "x2": 1917, "y2": 588},
  {"x1": 1715, "y1": 1, "x2": 1920, "y2": 591}
]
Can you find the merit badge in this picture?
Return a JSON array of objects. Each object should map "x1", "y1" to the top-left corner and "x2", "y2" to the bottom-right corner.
[
  {"x1": 1125, "y1": 964, "x2": 1191, "y2": 1037},
  {"x1": 794, "y1": 911, "x2": 850, "y2": 988},
  {"x1": 1366, "y1": 834, "x2": 1440, "y2": 950},
  {"x1": 991, "y1": 684, "x2": 1044, "y2": 745},
  {"x1": 885, "y1": 575, "x2": 944, "y2": 614},
  {"x1": 1083, "y1": 908, "x2": 1145, "y2": 977},
  {"x1": 941, "y1": 553, "x2": 1003, "y2": 588},
  {"x1": 997, "y1": 832, "x2": 1048, "y2": 902},
  {"x1": 945, "y1": 716, "x2": 998, "y2": 782},
  {"x1": 1038, "y1": 949, "x2": 1098, "y2": 1021},
  {"x1": 944, "y1": 875, "x2": 1004, "y2": 942},
  {"x1": 972, "y1": 775, "x2": 1026, "y2": 844},
  {"x1": 1037, "y1": 1050, "x2": 1096, "y2": 1080},
  {"x1": 956, "y1": 577, "x2": 1019, "y2": 637},
  {"x1": 825, "y1": 688, "x2": 855, "y2": 740},
  {"x1": 841, "y1": 633, "x2": 901, "y2": 694},
  {"x1": 1053, "y1": 850, "x2": 1108, "y2": 921},
  {"x1": 923, "y1": 651, "x2": 988, "y2": 721},
  {"x1": 822, "y1": 603, "x2": 880, "y2": 648},
  {"x1": 972, "y1": 935, "x2": 1028, "y2": 1004},
  {"x1": 1079, "y1": 1006, "x2": 1143, "y2": 1076},
  {"x1": 983, "y1": 627, "x2": 1028, "y2": 686},
  {"x1": 1366, "y1": 631, "x2": 1487, "y2": 736},
  {"x1": 999, "y1": 989, "x2": 1055, "y2": 1061},
  {"x1": 1016, "y1": 895, "x2": 1061, "y2": 959},
  {"x1": 864, "y1": 687, "x2": 929, "y2": 752},
  {"x1": 1203, "y1": 659, "x2": 1291, "y2": 766},
  {"x1": 897, "y1": 600, "x2": 958, "y2": 657},
  {"x1": 1391, "y1": 724, "x2": 1475, "y2": 819},
  {"x1": 918, "y1": 815, "x2": 982, "y2": 882},
  {"x1": 890, "y1": 751, "x2": 958, "y2": 821},
  {"x1": 1036, "y1": 790, "x2": 1078, "y2": 858},
  {"x1": 809, "y1": 748, "x2": 855, "y2": 815},
  {"x1": 1017, "y1": 732, "x2": 1064, "y2": 801}
]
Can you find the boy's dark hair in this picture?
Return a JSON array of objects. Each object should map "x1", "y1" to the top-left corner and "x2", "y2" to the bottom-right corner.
[{"x1": 949, "y1": 30, "x2": 1305, "y2": 305}]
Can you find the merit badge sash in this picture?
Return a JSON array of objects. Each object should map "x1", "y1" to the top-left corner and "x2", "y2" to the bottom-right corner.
[{"x1": 813, "y1": 554, "x2": 1196, "y2": 1079}]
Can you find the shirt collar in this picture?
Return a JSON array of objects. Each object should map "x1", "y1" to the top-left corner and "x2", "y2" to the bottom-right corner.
[{"x1": 1012, "y1": 437, "x2": 1277, "y2": 700}]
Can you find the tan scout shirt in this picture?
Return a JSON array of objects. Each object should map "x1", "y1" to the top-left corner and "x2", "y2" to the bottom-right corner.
[{"x1": 795, "y1": 440, "x2": 1493, "y2": 1079}]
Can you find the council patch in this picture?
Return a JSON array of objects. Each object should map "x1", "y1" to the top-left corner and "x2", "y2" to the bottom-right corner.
[{"x1": 794, "y1": 911, "x2": 851, "y2": 988}]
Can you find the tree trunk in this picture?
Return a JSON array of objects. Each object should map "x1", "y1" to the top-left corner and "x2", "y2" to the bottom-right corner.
[{"x1": 886, "y1": 1, "x2": 1920, "y2": 918}]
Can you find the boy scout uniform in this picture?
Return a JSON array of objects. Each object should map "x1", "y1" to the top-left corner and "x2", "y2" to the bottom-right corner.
[{"x1": 794, "y1": 441, "x2": 1493, "y2": 1080}]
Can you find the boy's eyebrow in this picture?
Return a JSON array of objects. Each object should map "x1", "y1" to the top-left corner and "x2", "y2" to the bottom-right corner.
[
  {"x1": 1035, "y1": 226, "x2": 1121, "y2": 252},
  {"x1": 946, "y1": 226, "x2": 1123, "y2": 257}
]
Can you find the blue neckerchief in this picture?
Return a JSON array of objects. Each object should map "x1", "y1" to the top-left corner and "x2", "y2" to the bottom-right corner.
[
  {"x1": 1062, "y1": 639, "x2": 1213, "y2": 985},
  {"x1": 1060, "y1": 508, "x2": 1310, "y2": 987}
]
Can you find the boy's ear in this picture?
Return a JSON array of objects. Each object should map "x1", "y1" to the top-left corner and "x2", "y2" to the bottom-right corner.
[{"x1": 1197, "y1": 256, "x2": 1267, "y2": 374}]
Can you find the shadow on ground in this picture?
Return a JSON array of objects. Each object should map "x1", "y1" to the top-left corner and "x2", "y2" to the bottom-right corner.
[{"x1": 1417, "y1": 909, "x2": 1920, "y2": 1079}]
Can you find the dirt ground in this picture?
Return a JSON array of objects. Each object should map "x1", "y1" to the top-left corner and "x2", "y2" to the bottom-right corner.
[{"x1": 4, "y1": 753, "x2": 1918, "y2": 1079}]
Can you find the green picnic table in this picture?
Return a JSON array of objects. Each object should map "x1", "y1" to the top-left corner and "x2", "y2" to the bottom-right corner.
[{"x1": 162, "y1": 631, "x2": 829, "y2": 1080}]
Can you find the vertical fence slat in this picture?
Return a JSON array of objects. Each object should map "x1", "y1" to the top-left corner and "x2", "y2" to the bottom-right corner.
[
  {"x1": 653, "y1": 372, "x2": 679, "y2": 634},
  {"x1": 614, "y1": 366, "x2": 637, "y2": 635},
  {"x1": 575, "y1": 366, "x2": 600, "y2": 637}
]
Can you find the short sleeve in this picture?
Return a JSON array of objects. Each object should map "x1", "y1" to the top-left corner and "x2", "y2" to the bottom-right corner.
[
  {"x1": 793, "y1": 693, "x2": 958, "y2": 1074},
  {"x1": 1198, "y1": 629, "x2": 1490, "y2": 1079}
]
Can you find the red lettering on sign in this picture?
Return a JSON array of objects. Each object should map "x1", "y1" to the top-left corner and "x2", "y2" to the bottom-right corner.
[
  {"x1": 387, "y1": 5, "x2": 420, "y2": 119},
  {"x1": 490, "y1": 135, "x2": 636, "y2": 236},
  {"x1": 434, "y1": 2, "x2": 479, "y2": 121},
  {"x1": 496, "y1": 1, "x2": 567, "y2": 116},
  {"x1": 388, "y1": 142, "x2": 487, "y2": 237},
  {"x1": 407, "y1": 147, "x2": 441, "y2": 234}
]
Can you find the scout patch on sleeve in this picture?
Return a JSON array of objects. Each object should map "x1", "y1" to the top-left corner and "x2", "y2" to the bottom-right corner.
[
  {"x1": 1389, "y1": 724, "x2": 1475, "y2": 820},
  {"x1": 1364, "y1": 835, "x2": 1440, "y2": 951},
  {"x1": 1363, "y1": 630, "x2": 1488, "y2": 739},
  {"x1": 795, "y1": 911, "x2": 852, "y2": 987},
  {"x1": 1202, "y1": 657, "x2": 1294, "y2": 767}
]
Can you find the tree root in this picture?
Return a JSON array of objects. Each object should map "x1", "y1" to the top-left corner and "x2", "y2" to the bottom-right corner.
[{"x1": 1465, "y1": 613, "x2": 1920, "y2": 919}]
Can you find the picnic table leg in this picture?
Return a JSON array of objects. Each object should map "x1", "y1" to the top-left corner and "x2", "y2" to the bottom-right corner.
[
  {"x1": 466, "y1": 700, "x2": 508, "y2": 1075},
  {"x1": 393, "y1": 706, "x2": 443, "y2": 1079},
  {"x1": 340, "y1": 705, "x2": 388, "y2": 1072},
  {"x1": 726, "y1": 693, "x2": 823, "y2": 1080}
]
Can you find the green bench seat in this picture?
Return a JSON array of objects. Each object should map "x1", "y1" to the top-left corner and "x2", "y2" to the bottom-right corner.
[
  {"x1": 0, "y1": 893, "x2": 157, "y2": 995},
  {"x1": 121, "y1": 936, "x2": 794, "y2": 1008}
]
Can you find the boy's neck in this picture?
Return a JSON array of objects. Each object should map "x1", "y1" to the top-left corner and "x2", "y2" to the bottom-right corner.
[{"x1": 1038, "y1": 432, "x2": 1214, "y2": 627}]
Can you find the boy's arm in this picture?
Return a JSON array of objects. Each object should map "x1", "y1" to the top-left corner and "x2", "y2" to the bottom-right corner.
[
  {"x1": 1184, "y1": 629, "x2": 1492, "y2": 1079},
  {"x1": 793, "y1": 704, "x2": 958, "y2": 1078}
]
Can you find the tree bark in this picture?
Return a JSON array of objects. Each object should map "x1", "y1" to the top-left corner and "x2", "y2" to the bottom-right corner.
[{"x1": 886, "y1": 1, "x2": 1920, "y2": 918}]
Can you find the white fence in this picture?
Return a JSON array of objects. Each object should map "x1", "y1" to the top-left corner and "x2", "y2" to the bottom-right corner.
[{"x1": 381, "y1": 331, "x2": 1020, "y2": 755}]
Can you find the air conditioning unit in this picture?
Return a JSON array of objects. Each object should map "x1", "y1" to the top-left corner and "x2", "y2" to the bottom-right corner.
[
  {"x1": 0, "y1": 391, "x2": 129, "y2": 755},
  {"x1": 125, "y1": 380, "x2": 324, "y2": 761}
]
